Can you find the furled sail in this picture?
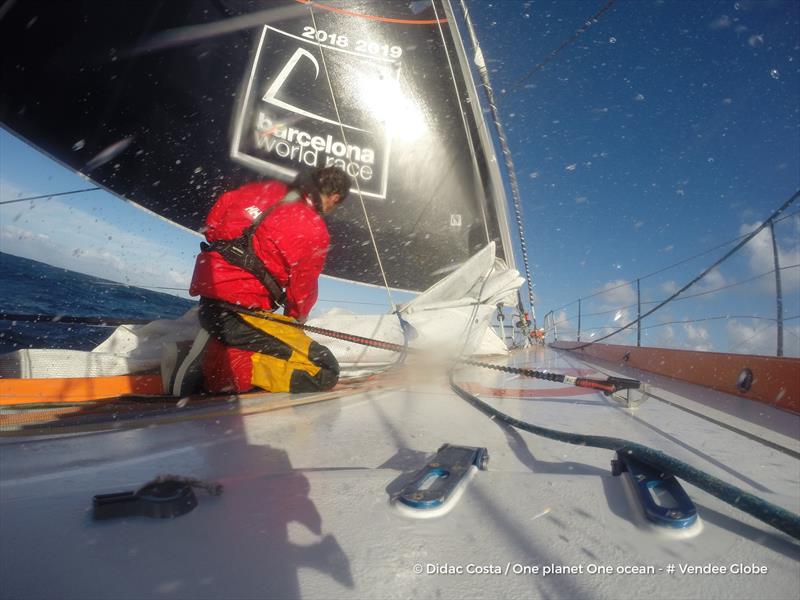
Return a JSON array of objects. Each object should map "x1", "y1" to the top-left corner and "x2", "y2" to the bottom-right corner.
[{"x1": 0, "y1": 0, "x2": 514, "y2": 291}]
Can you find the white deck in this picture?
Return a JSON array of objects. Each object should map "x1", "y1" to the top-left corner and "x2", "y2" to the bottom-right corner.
[{"x1": 1, "y1": 346, "x2": 798, "y2": 599}]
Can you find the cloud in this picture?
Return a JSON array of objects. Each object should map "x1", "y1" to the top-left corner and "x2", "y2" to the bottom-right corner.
[
  {"x1": 687, "y1": 268, "x2": 727, "y2": 299},
  {"x1": 725, "y1": 318, "x2": 799, "y2": 357},
  {"x1": 0, "y1": 179, "x2": 28, "y2": 202},
  {"x1": 698, "y1": 268, "x2": 726, "y2": 291},
  {"x1": 1, "y1": 225, "x2": 51, "y2": 245},
  {"x1": 661, "y1": 280, "x2": 679, "y2": 295},
  {"x1": 652, "y1": 324, "x2": 676, "y2": 347},
  {"x1": 1, "y1": 199, "x2": 193, "y2": 297},
  {"x1": 726, "y1": 319, "x2": 772, "y2": 355},
  {"x1": 740, "y1": 220, "x2": 800, "y2": 292},
  {"x1": 683, "y1": 322, "x2": 713, "y2": 351},
  {"x1": 591, "y1": 324, "x2": 636, "y2": 345},
  {"x1": 594, "y1": 279, "x2": 636, "y2": 307},
  {"x1": 660, "y1": 268, "x2": 732, "y2": 304},
  {"x1": 1, "y1": 225, "x2": 63, "y2": 266},
  {"x1": 550, "y1": 309, "x2": 576, "y2": 339}
]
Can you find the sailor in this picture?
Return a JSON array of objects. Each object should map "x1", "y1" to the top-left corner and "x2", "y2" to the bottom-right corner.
[{"x1": 178, "y1": 166, "x2": 351, "y2": 395}]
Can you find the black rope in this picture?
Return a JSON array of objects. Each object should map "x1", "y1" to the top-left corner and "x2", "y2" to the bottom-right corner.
[
  {"x1": 448, "y1": 373, "x2": 800, "y2": 540},
  {"x1": 222, "y1": 304, "x2": 638, "y2": 395}
]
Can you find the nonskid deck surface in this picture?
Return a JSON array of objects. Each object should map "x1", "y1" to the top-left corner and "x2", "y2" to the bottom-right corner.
[
  {"x1": 1, "y1": 347, "x2": 798, "y2": 599},
  {"x1": 545, "y1": 347, "x2": 800, "y2": 456}
]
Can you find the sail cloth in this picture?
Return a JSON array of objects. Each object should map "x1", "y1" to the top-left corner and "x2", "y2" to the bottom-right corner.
[
  {"x1": 309, "y1": 242, "x2": 523, "y2": 376},
  {"x1": 0, "y1": 244, "x2": 522, "y2": 381},
  {"x1": 0, "y1": 0, "x2": 514, "y2": 292},
  {"x1": 0, "y1": 309, "x2": 203, "y2": 379}
]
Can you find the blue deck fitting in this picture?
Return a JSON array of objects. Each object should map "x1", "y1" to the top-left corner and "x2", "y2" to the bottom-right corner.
[
  {"x1": 398, "y1": 444, "x2": 489, "y2": 510},
  {"x1": 612, "y1": 451, "x2": 698, "y2": 529}
]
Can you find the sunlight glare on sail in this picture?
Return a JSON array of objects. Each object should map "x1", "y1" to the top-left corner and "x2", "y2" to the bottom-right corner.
[{"x1": 356, "y1": 71, "x2": 428, "y2": 142}]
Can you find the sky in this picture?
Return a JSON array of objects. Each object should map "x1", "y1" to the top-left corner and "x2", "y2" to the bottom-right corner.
[
  {"x1": 467, "y1": 0, "x2": 800, "y2": 355},
  {"x1": 1, "y1": 0, "x2": 798, "y2": 355}
]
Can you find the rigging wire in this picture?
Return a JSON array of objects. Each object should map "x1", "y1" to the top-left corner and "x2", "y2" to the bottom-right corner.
[
  {"x1": 0, "y1": 313, "x2": 152, "y2": 326},
  {"x1": 656, "y1": 264, "x2": 799, "y2": 304},
  {"x1": 551, "y1": 315, "x2": 800, "y2": 353},
  {"x1": 548, "y1": 207, "x2": 800, "y2": 314},
  {"x1": 93, "y1": 282, "x2": 190, "y2": 292},
  {"x1": 552, "y1": 314, "x2": 800, "y2": 343},
  {"x1": 508, "y1": 0, "x2": 618, "y2": 92},
  {"x1": 460, "y1": 0, "x2": 537, "y2": 327},
  {"x1": 548, "y1": 264, "x2": 800, "y2": 330},
  {"x1": 641, "y1": 314, "x2": 798, "y2": 331},
  {"x1": 555, "y1": 264, "x2": 800, "y2": 322},
  {"x1": 304, "y1": 4, "x2": 419, "y2": 361},
  {"x1": 0, "y1": 187, "x2": 101, "y2": 205},
  {"x1": 305, "y1": 4, "x2": 397, "y2": 313},
  {"x1": 567, "y1": 190, "x2": 799, "y2": 350}
]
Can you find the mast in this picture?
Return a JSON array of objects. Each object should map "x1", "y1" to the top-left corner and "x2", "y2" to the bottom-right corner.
[
  {"x1": 455, "y1": 0, "x2": 537, "y2": 327},
  {"x1": 438, "y1": 0, "x2": 517, "y2": 275}
]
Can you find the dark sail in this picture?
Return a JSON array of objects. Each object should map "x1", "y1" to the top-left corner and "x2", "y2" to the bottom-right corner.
[{"x1": 0, "y1": 0, "x2": 513, "y2": 291}]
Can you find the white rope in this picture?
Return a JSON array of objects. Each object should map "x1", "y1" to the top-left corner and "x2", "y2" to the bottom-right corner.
[{"x1": 306, "y1": 3, "x2": 397, "y2": 312}]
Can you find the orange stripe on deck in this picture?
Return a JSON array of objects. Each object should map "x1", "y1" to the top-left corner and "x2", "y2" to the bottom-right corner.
[{"x1": 0, "y1": 374, "x2": 164, "y2": 405}]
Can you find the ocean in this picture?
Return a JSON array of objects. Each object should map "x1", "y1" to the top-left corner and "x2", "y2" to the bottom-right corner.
[{"x1": 0, "y1": 252, "x2": 196, "y2": 354}]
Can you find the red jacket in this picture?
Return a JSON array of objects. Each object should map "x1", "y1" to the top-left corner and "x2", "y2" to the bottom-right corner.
[{"x1": 190, "y1": 180, "x2": 330, "y2": 320}]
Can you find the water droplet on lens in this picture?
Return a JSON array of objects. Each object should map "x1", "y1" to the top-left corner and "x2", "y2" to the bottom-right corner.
[{"x1": 769, "y1": 69, "x2": 780, "y2": 79}]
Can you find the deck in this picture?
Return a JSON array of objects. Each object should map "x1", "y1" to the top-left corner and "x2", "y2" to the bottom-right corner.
[{"x1": 1, "y1": 346, "x2": 798, "y2": 599}]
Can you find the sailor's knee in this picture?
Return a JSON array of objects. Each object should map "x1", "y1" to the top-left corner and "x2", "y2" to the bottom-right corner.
[
  {"x1": 316, "y1": 365, "x2": 339, "y2": 391},
  {"x1": 289, "y1": 365, "x2": 338, "y2": 393},
  {"x1": 308, "y1": 341, "x2": 337, "y2": 366}
]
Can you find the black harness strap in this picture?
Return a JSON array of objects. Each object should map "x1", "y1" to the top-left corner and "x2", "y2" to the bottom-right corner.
[{"x1": 201, "y1": 191, "x2": 300, "y2": 307}]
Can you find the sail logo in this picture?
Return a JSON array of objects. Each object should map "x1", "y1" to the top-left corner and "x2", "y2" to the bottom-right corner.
[
  {"x1": 261, "y1": 48, "x2": 367, "y2": 133},
  {"x1": 232, "y1": 25, "x2": 397, "y2": 200},
  {"x1": 254, "y1": 112, "x2": 375, "y2": 174}
]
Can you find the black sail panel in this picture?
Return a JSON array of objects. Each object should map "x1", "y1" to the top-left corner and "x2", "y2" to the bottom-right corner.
[{"x1": 0, "y1": 0, "x2": 511, "y2": 291}]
